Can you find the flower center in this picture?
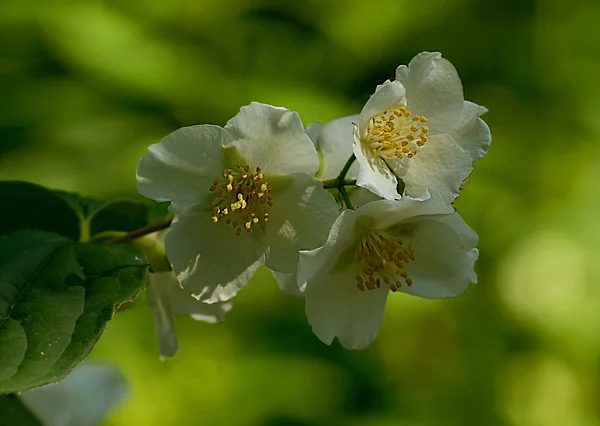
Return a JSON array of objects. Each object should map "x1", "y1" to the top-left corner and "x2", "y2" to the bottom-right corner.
[
  {"x1": 363, "y1": 106, "x2": 429, "y2": 160},
  {"x1": 355, "y1": 231, "x2": 415, "y2": 292},
  {"x1": 208, "y1": 164, "x2": 273, "y2": 236}
]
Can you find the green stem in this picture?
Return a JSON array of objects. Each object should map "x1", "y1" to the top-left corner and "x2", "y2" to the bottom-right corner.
[
  {"x1": 338, "y1": 154, "x2": 356, "y2": 210},
  {"x1": 320, "y1": 154, "x2": 357, "y2": 210},
  {"x1": 339, "y1": 154, "x2": 356, "y2": 182},
  {"x1": 339, "y1": 185, "x2": 354, "y2": 210},
  {"x1": 89, "y1": 230, "x2": 127, "y2": 243},
  {"x1": 79, "y1": 218, "x2": 91, "y2": 242},
  {"x1": 321, "y1": 178, "x2": 339, "y2": 189},
  {"x1": 323, "y1": 178, "x2": 358, "y2": 189},
  {"x1": 105, "y1": 217, "x2": 173, "y2": 244}
]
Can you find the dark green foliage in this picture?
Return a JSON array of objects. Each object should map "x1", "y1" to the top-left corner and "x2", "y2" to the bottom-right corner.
[
  {"x1": 0, "y1": 230, "x2": 147, "y2": 394},
  {"x1": 0, "y1": 181, "x2": 81, "y2": 240},
  {"x1": 0, "y1": 395, "x2": 42, "y2": 426}
]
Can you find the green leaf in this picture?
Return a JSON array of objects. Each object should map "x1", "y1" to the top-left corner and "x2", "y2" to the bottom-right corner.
[
  {"x1": 0, "y1": 181, "x2": 80, "y2": 240},
  {"x1": 54, "y1": 191, "x2": 104, "y2": 220},
  {"x1": 0, "y1": 395, "x2": 43, "y2": 426},
  {"x1": 56, "y1": 190, "x2": 162, "y2": 238},
  {"x1": 42, "y1": 243, "x2": 147, "y2": 379},
  {"x1": 0, "y1": 230, "x2": 147, "y2": 394},
  {"x1": 89, "y1": 199, "x2": 149, "y2": 236}
]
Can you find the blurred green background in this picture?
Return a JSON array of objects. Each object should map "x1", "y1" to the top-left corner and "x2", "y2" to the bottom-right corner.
[{"x1": 2, "y1": 0, "x2": 600, "y2": 425}]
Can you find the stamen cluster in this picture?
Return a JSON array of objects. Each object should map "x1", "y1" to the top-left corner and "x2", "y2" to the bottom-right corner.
[
  {"x1": 355, "y1": 231, "x2": 416, "y2": 292},
  {"x1": 209, "y1": 164, "x2": 273, "y2": 236},
  {"x1": 364, "y1": 106, "x2": 429, "y2": 159}
]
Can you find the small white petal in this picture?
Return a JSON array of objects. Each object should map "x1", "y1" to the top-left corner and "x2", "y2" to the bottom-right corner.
[
  {"x1": 304, "y1": 267, "x2": 389, "y2": 350},
  {"x1": 353, "y1": 137, "x2": 401, "y2": 200},
  {"x1": 346, "y1": 186, "x2": 383, "y2": 208},
  {"x1": 451, "y1": 101, "x2": 491, "y2": 161},
  {"x1": 392, "y1": 134, "x2": 473, "y2": 202},
  {"x1": 298, "y1": 209, "x2": 359, "y2": 291},
  {"x1": 170, "y1": 284, "x2": 232, "y2": 322},
  {"x1": 263, "y1": 173, "x2": 339, "y2": 274},
  {"x1": 225, "y1": 102, "x2": 319, "y2": 176},
  {"x1": 318, "y1": 115, "x2": 360, "y2": 180},
  {"x1": 21, "y1": 364, "x2": 127, "y2": 426},
  {"x1": 271, "y1": 270, "x2": 303, "y2": 296},
  {"x1": 358, "y1": 80, "x2": 406, "y2": 132},
  {"x1": 398, "y1": 213, "x2": 478, "y2": 299},
  {"x1": 306, "y1": 121, "x2": 324, "y2": 148},
  {"x1": 147, "y1": 271, "x2": 179, "y2": 358},
  {"x1": 356, "y1": 194, "x2": 452, "y2": 231},
  {"x1": 395, "y1": 52, "x2": 464, "y2": 134},
  {"x1": 166, "y1": 210, "x2": 267, "y2": 303},
  {"x1": 137, "y1": 125, "x2": 232, "y2": 212}
]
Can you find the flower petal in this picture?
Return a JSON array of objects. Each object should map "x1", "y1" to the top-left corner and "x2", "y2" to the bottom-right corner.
[
  {"x1": 263, "y1": 173, "x2": 339, "y2": 274},
  {"x1": 225, "y1": 102, "x2": 319, "y2": 175},
  {"x1": 347, "y1": 186, "x2": 382, "y2": 208},
  {"x1": 306, "y1": 121, "x2": 324, "y2": 148},
  {"x1": 398, "y1": 213, "x2": 478, "y2": 299},
  {"x1": 392, "y1": 134, "x2": 473, "y2": 202},
  {"x1": 147, "y1": 271, "x2": 179, "y2": 358},
  {"x1": 137, "y1": 125, "x2": 232, "y2": 212},
  {"x1": 298, "y1": 209, "x2": 359, "y2": 291},
  {"x1": 353, "y1": 137, "x2": 401, "y2": 200},
  {"x1": 451, "y1": 101, "x2": 491, "y2": 161},
  {"x1": 304, "y1": 266, "x2": 390, "y2": 349},
  {"x1": 395, "y1": 52, "x2": 464, "y2": 134},
  {"x1": 318, "y1": 115, "x2": 360, "y2": 180},
  {"x1": 358, "y1": 80, "x2": 406, "y2": 132},
  {"x1": 356, "y1": 194, "x2": 452, "y2": 232},
  {"x1": 271, "y1": 270, "x2": 303, "y2": 296},
  {"x1": 169, "y1": 284, "x2": 233, "y2": 322},
  {"x1": 166, "y1": 210, "x2": 267, "y2": 303}
]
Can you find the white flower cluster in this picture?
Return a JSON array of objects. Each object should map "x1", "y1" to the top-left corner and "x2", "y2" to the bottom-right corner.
[{"x1": 137, "y1": 52, "x2": 490, "y2": 351}]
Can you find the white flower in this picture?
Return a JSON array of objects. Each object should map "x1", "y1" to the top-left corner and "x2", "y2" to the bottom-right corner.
[
  {"x1": 137, "y1": 102, "x2": 339, "y2": 303},
  {"x1": 147, "y1": 270, "x2": 232, "y2": 358},
  {"x1": 307, "y1": 116, "x2": 358, "y2": 180},
  {"x1": 298, "y1": 194, "x2": 479, "y2": 349},
  {"x1": 353, "y1": 51, "x2": 491, "y2": 201},
  {"x1": 306, "y1": 116, "x2": 380, "y2": 208},
  {"x1": 21, "y1": 364, "x2": 127, "y2": 426}
]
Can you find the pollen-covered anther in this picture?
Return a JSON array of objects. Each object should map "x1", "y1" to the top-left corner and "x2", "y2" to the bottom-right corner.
[
  {"x1": 355, "y1": 231, "x2": 416, "y2": 292},
  {"x1": 364, "y1": 107, "x2": 429, "y2": 160},
  {"x1": 208, "y1": 164, "x2": 272, "y2": 235}
]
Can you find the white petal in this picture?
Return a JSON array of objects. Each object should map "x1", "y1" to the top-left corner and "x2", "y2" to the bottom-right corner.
[
  {"x1": 137, "y1": 125, "x2": 231, "y2": 212},
  {"x1": 399, "y1": 213, "x2": 478, "y2": 299},
  {"x1": 395, "y1": 52, "x2": 464, "y2": 134},
  {"x1": 225, "y1": 102, "x2": 319, "y2": 175},
  {"x1": 263, "y1": 173, "x2": 339, "y2": 273},
  {"x1": 166, "y1": 210, "x2": 267, "y2": 303},
  {"x1": 147, "y1": 271, "x2": 179, "y2": 358},
  {"x1": 21, "y1": 364, "x2": 127, "y2": 426},
  {"x1": 304, "y1": 266, "x2": 390, "y2": 350},
  {"x1": 353, "y1": 137, "x2": 401, "y2": 200},
  {"x1": 298, "y1": 209, "x2": 359, "y2": 291},
  {"x1": 271, "y1": 270, "x2": 303, "y2": 296},
  {"x1": 306, "y1": 121, "x2": 324, "y2": 148},
  {"x1": 393, "y1": 134, "x2": 473, "y2": 203},
  {"x1": 318, "y1": 115, "x2": 360, "y2": 180},
  {"x1": 355, "y1": 194, "x2": 452, "y2": 232},
  {"x1": 451, "y1": 101, "x2": 491, "y2": 161},
  {"x1": 347, "y1": 186, "x2": 382, "y2": 208},
  {"x1": 358, "y1": 80, "x2": 406, "y2": 132},
  {"x1": 169, "y1": 282, "x2": 232, "y2": 322}
]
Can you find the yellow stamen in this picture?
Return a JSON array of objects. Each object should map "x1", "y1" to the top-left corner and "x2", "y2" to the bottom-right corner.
[
  {"x1": 362, "y1": 106, "x2": 429, "y2": 160},
  {"x1": 209, "y1": 164, "x2": 273, "y2": 235},
  {"x1": 355, "y1": 231, "x2": 416, "y2": 292}
]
